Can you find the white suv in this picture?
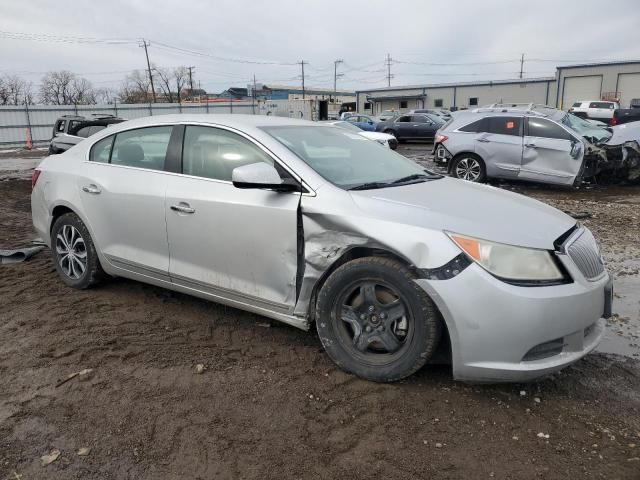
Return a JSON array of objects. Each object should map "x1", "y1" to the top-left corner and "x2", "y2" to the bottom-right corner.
[{"x1": 569, "y1": 101, "x2": 619, "y2": 122}]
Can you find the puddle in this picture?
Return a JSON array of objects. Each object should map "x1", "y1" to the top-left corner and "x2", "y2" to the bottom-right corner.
[{"x1": 0, "y1": 157, "x2": 42, "y2": 171}]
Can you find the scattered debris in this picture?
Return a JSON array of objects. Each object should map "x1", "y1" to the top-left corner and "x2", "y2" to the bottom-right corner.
[
  {"x1": 256, "y1": 322, "x2": 271, "y2": 328},
  {"x1": 537, "y1": 432, "x2": 550, "y2": 439},
  {"x1": 194, "y1": 364, "x2": 205, "y2": 374},
  {"x1": 435, "y1": 443, "x2": 443, "y2": 448},
  {"x1": 40, "y1": 449, "x2": 60, "y2": 466},
  {"x1": 0, "y1": 246, "x2": 44, "y2": 265},
  {"x1": 77, "y1": 447, "x2": 91, "y2": 456},
  {"x1": 55, "y1": 368, "x2": 94, "y2": 388},
  {"x1": 534, "y1": 397, "x2": 541, "y2": 404},
  {"x1": 563, "y1": 211, "x2": 592, "y2": 219},
  {"x1": 519, "y1": 390, "x2": 526, "y2": 397}
]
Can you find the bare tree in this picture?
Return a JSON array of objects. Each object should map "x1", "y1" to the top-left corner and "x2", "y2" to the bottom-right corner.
[
  {"x1": 174, "y1": 67, "x2": 189, "y2": 102},
  {"x1": 39, "y1": 71, "x2": 97, "y2": 105},
  {"x1": 95, "y1": 87, "x2": 118, "y2": 104},
  {"x1": 118, "y1": 70, "x2": 151, "y2": 103},
  {"x1": 153, "y1": 66, "x2": 175, "y2": 103},
  {"x1": 0, "y1": 75, "x2": 34, "y2": 105}
]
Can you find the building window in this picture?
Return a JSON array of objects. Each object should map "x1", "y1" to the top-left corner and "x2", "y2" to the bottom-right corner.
[
  {"x1": 400, "y1": 100, "x2": 408, "y2": 109},
  {"x1": 434, "y1": 99, "x2": 443, "y2": 108},
  {"x1": 469, "y1": 97, "x2": 479, "y2": 106},
  {"x1": 364, "y1": 102, "x2": 371, "y2": 110}
]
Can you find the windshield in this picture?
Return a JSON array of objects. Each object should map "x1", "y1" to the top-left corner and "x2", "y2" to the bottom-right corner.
[
  {"x1": 331, "y1": 121, "x2": 363, "y2": 132},
  {"x1": 262, "y1": 125, "x2": 440, "y2": 190},
  {"x1": 561, "y1": 113, "x2": 612, "y2": 143}
]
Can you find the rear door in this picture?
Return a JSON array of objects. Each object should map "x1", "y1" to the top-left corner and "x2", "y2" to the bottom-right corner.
[
  {"x1": 410, "y1": 115, "x2": 439, "y2": 140},
  {"x1": 77, "y1": 125, "x2": 174, "y2": 280},
  {"x1": 519, "y1": 117, "x2": 583, "y2": 186},
  {"x1": 393, "y1": 115, "x2": 414, "y2": 139},
  {"x1": 164, "y1": 124, "x2": 301, "y2": 311},
  {"x1": 471, "y1": 116, "x2": 523, "y2": 179}
]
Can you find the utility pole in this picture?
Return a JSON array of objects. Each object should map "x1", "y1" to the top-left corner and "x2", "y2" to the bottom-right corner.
[
  {"x1": 140, "y1": 39, "x2": 157, "y2": 103},
  {"x1": 187, "y1": 66, "x2": 196, "y2": 91},
  {"x1": 299, "y1": 60, "x2": 306, "y2": 100},
  {"x1": 519, "y1": 53, "x2": 525, "y2": 79},
  {"x1": 333, "y1": 59, "x2": 344, "y2": 102},
  {"x1": 252, "y1": 73, "x2": 258, "y2": 114},
  {"x1": 385, "y1": 53, "x2": 393, "y2": 87}
]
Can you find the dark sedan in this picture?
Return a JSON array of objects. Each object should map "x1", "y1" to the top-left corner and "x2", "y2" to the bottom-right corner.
[{"x1": 375, "y1": 113, "x2": 445, "y2": 142}]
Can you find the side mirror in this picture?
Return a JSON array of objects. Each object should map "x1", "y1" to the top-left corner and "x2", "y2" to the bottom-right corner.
[{"x1": 232, "y1": 162, "x2": 300, "y2": 192}]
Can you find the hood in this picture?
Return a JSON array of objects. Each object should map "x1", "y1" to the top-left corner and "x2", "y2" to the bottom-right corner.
[
  {"x1": 349, "y1": 177, "x2": 575, "y2": 250},
  {"x1": 607, "y1": 122, "x2": 640, "y2": 145},
  {"x1": 359, "y1": 131, "x2": 394, "y2": 141}
]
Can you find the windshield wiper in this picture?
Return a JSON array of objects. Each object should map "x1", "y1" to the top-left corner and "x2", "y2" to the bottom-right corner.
[
  {"x1": 390, "y1": 172, "x2": 441, "y2": 184},
  {"x1": 348, "y1": 181, "x2": 391, "y2": 191}
]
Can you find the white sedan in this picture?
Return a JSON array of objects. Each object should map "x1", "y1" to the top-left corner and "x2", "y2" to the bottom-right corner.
[{"x1": 321, "y1": 120, "x2": 398, "y2": 149}]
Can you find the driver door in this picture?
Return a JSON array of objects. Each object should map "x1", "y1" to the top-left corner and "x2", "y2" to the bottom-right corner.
[
  {"x1": 164, "y1": 125, "x2": 301, "y2": 312},
  {"x1": 519, "y1": 117, "x2": 583, "y2": 186},
  {"x1": 394, "y1": 115, "x2": 414, "y2": 139}
]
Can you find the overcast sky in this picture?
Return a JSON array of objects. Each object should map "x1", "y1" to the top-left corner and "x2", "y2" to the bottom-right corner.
[{"x1": 1, "y1": 0, "x2": 639, "y2": 94}]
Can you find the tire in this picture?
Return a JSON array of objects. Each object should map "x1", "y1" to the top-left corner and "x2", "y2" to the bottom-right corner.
[
  {"x1": 388, "y1": 138, "x2": 398, "y2": 150},
  {"x1": 316, "y1": 257, "x2": 442, "y2": 382},
  {"x1": 51, "y1": 212, "x2": 104, "y2": 289},
  {"x1": 451, "y1": 153, "x2": 486, "y2": 183}
]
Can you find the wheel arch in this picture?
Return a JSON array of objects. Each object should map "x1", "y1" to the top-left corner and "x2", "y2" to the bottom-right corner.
[
  {"x1": 448, "y1": 151, "x2": 484, "y2": 174},
  {"x1": 306, "y1": 245, "x2": 452, "y2": 362}
]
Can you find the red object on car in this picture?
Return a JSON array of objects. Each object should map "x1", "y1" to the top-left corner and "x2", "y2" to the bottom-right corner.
[
  {"x1": 435, "y1": 134, "x2": 449, "y2": 143},
  {"x1": 32, "y1": 169, "x2": 41, "y2": 189},
  {"x1": 609, "y1": 116, "x2": 618, "y2": 126}
]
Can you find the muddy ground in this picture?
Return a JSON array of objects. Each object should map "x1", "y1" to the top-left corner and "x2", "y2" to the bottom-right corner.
[{"x1": 1, "y1": 148, "x2": 639, "y2": 480}]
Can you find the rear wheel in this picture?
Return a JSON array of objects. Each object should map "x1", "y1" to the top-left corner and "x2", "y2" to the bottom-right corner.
[
  {"x1": 451, "y1": 154, "x2": 486, "y2": 183},
  {"x1": 388, "y1": 138, "x2": 398, "y2": 150},
  {"x1": 316, "y1": 257, "x2": 441, "y2": 382},
  {"x1": 51, "y1": 213, "x2": 104, "y2": 289}
]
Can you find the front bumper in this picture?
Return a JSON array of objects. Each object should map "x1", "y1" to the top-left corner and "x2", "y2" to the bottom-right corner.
[{"x1": 416, "y1": 262, "x2": 610, "y2": 383}]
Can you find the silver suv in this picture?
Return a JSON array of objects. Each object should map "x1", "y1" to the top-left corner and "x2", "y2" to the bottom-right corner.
[{"x1": 433, "y1": 105, "x2": 631, "y2": 186}]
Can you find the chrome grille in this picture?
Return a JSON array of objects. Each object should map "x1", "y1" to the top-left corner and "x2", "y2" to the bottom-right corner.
[{"x1": 566, "y1": 228, "x2": 605, "y2": 281}]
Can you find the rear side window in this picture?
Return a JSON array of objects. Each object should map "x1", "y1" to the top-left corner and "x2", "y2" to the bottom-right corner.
[
  {"x1": 396, "y1": 115, "x2": 412, "y2": 123},
  {"x1": 412, "y1": 115, "x2": 430, "y2": 123},
  {"x1": 572, "y1": 102, "x2": 582, "y2": 108},
  {"x1": 527, "y1": 118, "x2": 572, "y2": 141},
  {"x1": 487, "y1": 117, "x2": 522, "y2": 136},
  {"x1": 89, "y1": 135, "x2": 114, "y2": 163},
  {"x1": 459, "y1": 118, "x2": 487, "y2": 133},
  {"x1": 182, "y1": 126, "x2": 274, "y2": 181},
  {"x1": 110, "y1": 126, "x2": 173, "y2": 171},
  {"x1": 55, "y1": 120, "x2": 66, "y2": 133}
]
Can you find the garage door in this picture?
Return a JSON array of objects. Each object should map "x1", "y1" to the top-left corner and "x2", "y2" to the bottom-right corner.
[
  {"x1": 618, "y1": 73, "x2": 640, "y2": 108},
  {"x1": 562, "y1": 76, "x2": 601, "y2": 109}
]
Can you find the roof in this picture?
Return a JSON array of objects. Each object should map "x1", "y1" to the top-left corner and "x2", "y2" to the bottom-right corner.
[
  {"x1": 557, "y1": 60, "x2": 640, "y2": 70},
  {"x1": 356, "y1": 77, "x2": 556, "y2": 94},
  {"x1": 95, "y1": 114, "x2": 316, "y2": 133}
]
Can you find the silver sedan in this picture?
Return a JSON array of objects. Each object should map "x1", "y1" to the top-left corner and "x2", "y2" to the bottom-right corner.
[{"x1": 31, "y1": 114, "x2": 612, "y2": 382}]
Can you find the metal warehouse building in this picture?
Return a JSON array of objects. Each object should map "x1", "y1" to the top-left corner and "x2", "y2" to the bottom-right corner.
[{"x1": 355, "y1": 60, "x2": 640, "y2": 114}]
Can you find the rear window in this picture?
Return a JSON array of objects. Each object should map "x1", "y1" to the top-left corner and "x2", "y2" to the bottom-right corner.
[
  {"x1": 589, "y1": 102, "x2": 615, "y2": 109},
  {"x1": 487, "y1": 117, "x2": 521, "y2": 136},
  {"x1": 459, "y1": 118, "x2": 487, "y2": 133}
]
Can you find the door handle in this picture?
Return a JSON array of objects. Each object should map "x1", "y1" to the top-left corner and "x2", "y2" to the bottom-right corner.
[
  {"x1": 524, "y1": 143, "x2": 537, "y2": 148},
  {"x1": 82, "y1": 184, "x2": 101, "y2": 194},
  {"x1": 170, "y1": 203, "x2": 196, "y2": 214},
  {"x1": 476, "y1": 138, "x2": 491, "y2": 143}
]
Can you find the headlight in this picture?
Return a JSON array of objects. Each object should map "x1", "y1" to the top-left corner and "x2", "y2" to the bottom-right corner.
[{"x1": 447, "y1": 232, "x2": 565, "y2": 283}]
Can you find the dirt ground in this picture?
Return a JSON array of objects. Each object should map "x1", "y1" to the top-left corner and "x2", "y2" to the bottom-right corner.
[{"x1": 1, "y1": 148, "x2": 640, "y2": 480}]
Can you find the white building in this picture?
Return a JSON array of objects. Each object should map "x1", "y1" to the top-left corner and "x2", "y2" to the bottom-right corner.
[{"x1": 355, "y1": 60, "x2": 640, "y2": 114}]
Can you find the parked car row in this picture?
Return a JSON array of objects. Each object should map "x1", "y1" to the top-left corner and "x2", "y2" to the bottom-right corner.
[{"x1": 33, "y1": 113, "x2": 612, "y2": 384}]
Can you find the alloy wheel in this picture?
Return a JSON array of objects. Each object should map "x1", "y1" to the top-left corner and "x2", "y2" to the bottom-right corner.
[
  {"x1": 455, "y1": 157, "x2": 482, "y2": 181},
  {"x1": 55, "y1": 224, "x2": 87, "y2": 279}
]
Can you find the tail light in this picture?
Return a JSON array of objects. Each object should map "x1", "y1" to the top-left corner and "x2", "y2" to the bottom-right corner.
[
  {"x1": 435, "y1": 134, "x2": 448, "y2": 143},
  {"x1": 609, "y1": 117, "x2": 618, "y2": 126},
  {"x1": 568, "y1": 108, "x2": 574, "y2": 113},
  {"x1": 32, "y1": 169, "x2": 41, "y2": 189}
]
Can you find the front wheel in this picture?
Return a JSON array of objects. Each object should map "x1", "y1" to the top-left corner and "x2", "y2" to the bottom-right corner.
[
  {"x1": 451, "y1": 154, "x2": 486, "y2": 183},
  {"x1": 316, "y1": 257, "x2": 442, "y2": 382},
  {"x1": 388, "y1": 138, "x2": 398, "y2": 150}
]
